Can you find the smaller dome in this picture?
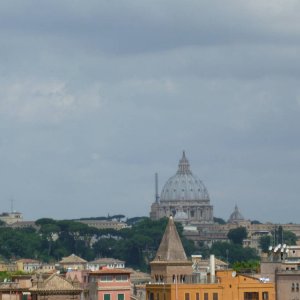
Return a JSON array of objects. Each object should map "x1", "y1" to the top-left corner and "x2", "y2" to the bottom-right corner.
[{"x1": 228, "y1": 205, "x2": 244, "y2": 223}]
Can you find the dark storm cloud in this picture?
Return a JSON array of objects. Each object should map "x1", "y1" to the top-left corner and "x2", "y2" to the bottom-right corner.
[{"x1": 1, "y1": 1, "x2": 300, "y2": 54}]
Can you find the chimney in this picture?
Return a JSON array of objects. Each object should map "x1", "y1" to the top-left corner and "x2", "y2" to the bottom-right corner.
[
  {"x1": 155, "y1": 173, "x2": 159, "y2": 203},
  {"x1": 210, "y1": 254, "x2": 215, "y2": 283}
]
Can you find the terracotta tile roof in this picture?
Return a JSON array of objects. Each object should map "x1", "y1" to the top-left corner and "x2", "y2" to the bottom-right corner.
[
  {"x1": 89, "y1": 268, "x2": 132, "y2": 275},
  {"x1": 197, "y1": 258, "x2": 228, "y2": 267},
  {"x1": 214, "y1": 258, "x2": 228, "y2": 266},
  {"x1": 30, "y1": 274, "x2": 82, "y2": 292},
  {"x1": 126, "y1": 268, "x2": 151, "y2": 283},
  {"x1": 59, "y1": 254, "x2": 87, "y2": 264},
  {"x1": 15, "y1": 259, "x2": 40, "y2": 264},
  {"x1": 89, "y1": 258, "x2": 124, "y2": 264}
]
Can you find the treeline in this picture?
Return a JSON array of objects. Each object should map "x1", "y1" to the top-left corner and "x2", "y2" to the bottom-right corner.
[
  {"x1": 76, "y1": 214, "x2": 127, "y2": 222},
  {"x1": 259, "y1": 225, "x2": 297, "y2": 253},
  {"x1": 200, "y1": 227, "x2": 260, "y2": 270},
  {"x1": 1, "y1": 219, "x2": 293, "y2": 272},
  {"x1": 0, "y1": 217, "x2": 195, "y2": 271}
]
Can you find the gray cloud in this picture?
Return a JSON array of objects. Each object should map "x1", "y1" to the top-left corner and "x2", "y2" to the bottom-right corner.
[{"x1": 0, "y1": 0, "x2": 299, "y2": 223}]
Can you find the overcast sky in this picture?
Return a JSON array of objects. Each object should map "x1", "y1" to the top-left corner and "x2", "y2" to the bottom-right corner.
[{"x1": 1, "y1": 0, "x2": 300, "y2": 223}]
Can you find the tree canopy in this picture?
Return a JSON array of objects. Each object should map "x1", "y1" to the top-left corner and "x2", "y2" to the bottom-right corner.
[
  {"x1": 213, "y1": 217, "x2": 226, "y2": 225},
  {"x1": 227, "y1": 227, "x2": 248, "y2": 245},
  {"x1": 259, "y1": 227, "x2": 297, "y2": 253},
  {"x1": 210, "y1": 226, "x2": 259, "y2": 267},
  {"x1": 0, "y1": 217, "x2": 195, "y2": 272},
  {"x1": 210, "y1": 241, "x2": 258, "y2": 264},
  {"x1": 3, "y1": 217, "x2": 292, "y2": 271}
]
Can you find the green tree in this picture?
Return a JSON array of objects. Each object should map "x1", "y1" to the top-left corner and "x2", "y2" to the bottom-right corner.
[
  {"x1": 251, "y1": 220, "x2": 261, "y2": 224},
  {"x1": 283, "y1": 230, "x2": 297, "y2": 245},
  {"x1": 126, "y1": 217, "x2": 148, "y2": 225},
  {"x1": 210, "y1": 242, "x2": 258, "y2": 264},
  {"x1": 232, "y1": 260, "x2": 260, "y2": 273},
  {"x1": 93, "y1": 238, "x2": 117, "y2": 258},
  {"x1": 0, "y1": 227, "x2": 43, "y2": 259},
  {"x1": 259, "y1": 235, "x2": 272, "y2": 253},
  {"x1": 35, "y1": 218, "x2": 57, "y2": 226},
  {"x1": 109, "y1": 214, "x2": 125, "y2": 221},
  {"x1": 39, "y1": 223, "x2": 60, "y2": 257},
  {"x1": 214, "y1": 217, "x2": 226, "y2": 225},
  {"x1": 273, "y1": 226, "x2": 297, "y2": 246},
  {"x1": 227, "y1": 227, "x2": 247, "y2": 245}
]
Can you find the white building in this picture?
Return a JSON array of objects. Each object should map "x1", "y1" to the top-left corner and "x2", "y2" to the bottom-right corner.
[{"x1": 87, "y1": 258, "x2": 125, "y2": 271}]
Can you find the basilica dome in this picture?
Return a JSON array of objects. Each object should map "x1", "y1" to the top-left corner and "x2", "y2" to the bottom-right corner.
[{"x1": 160, "y1": 152, "x2": 210, "y2": 202}]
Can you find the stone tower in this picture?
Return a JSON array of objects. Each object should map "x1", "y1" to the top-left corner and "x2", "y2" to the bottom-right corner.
[{"x1": 150, "y1": 216, "x2": 193, "y2": 283}]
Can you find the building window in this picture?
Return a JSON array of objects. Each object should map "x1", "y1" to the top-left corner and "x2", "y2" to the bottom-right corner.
[
  {"x1": 117, "y1": 294, "x2": 124, "y2": 300},
  {"x1": 204, "y1": 293, "x2": 208, "y2": 300},
  {"x1": 262, "y1": 292, "x2": 269, "y2": 300},
  {"x1": 116, "y1": 275, "x2": 128, "y2": 281},
  {"x1": 213, "y1": 293, "x2": 218, "y2": 300},
  {"x1": 244, "y1": 292, "x2": 259, "y2": 300},
  {"x1": 196, "y1": 293, "x2": 200, "y2": 300},
  {"x1": 292, "y1": 283, "x2": 295, "y2": 292},
  {"x1": 297, "y1": 283, "x2": 299, "y2": 292},
  {"x1": 100, "y1": 275, "x2": 113, "y2": 282},
  {"x1": 104, "y1": 294, "x2": 111, "y2": 300},
  {"x1": 185, "y1": 293, "x2": 190, "y2": 300},
  {"x1": 148, "y1": 293, "x2": 154, "y2": 300}
]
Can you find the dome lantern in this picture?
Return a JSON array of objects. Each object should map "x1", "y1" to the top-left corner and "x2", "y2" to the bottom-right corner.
[{"x1": 177, "y1": 151, "x2": 192, "y2": 175}]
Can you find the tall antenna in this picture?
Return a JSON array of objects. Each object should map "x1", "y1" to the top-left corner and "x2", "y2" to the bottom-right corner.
[
  {"x1": 155, "y1": 173, "x2": 160, "y2": 203},
  {"x1": 10, "y1": 197, "x2": 14, "y2": 213}
]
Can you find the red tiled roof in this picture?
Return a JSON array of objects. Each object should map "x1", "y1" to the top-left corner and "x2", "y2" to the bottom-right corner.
[
  {"x1": 60, "y1": 254, "x2": 87, "y2": 264},
  {"x1": 16, "y1": 259, "x2": 40, "y2": 264},
  {"x1": 89, "y1": 268, "x2": 132, "y2": 275},
  {"x1": 30, "y1": 273, "x2": 82, "y2": 292}
]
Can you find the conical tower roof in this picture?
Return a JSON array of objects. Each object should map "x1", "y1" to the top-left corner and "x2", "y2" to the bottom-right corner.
[{"x1": 153, "y1": 216, "x2": 187, "y2": 261}]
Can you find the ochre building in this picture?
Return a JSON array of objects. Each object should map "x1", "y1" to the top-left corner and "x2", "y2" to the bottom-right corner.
[{"x1": 146, "y1": 216, "x2": 275, "y2": 300}]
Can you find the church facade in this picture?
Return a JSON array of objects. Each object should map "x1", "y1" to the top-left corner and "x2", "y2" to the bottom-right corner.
[{"x1": 150, "y1": 152, "x2": 214, "y2": 224}]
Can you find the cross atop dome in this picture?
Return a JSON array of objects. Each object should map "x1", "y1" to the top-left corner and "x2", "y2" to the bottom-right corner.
[{"x1": 177, "y1": 151, "x2": 192, "y2": 175}]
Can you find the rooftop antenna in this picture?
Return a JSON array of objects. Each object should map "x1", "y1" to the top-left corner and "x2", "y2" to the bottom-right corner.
[
  {"x1": 155, "y1": 173, "x2": 160, "y2": 203},
  {"x1": 10, "y1": 197, "x2": 14, "y2": 213}
]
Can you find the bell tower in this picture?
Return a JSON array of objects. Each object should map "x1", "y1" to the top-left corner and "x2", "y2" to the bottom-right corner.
[{"x1": 150, "y1": 216, "x2": 193, "y2": 283}]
